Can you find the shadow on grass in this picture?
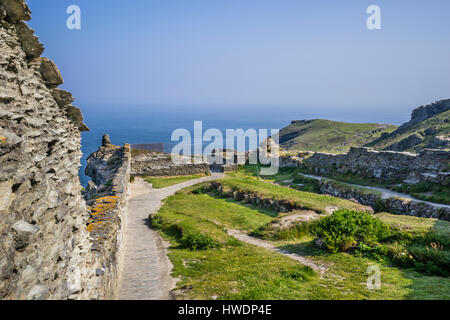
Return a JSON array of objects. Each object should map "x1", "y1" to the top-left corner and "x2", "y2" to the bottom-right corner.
[
  {"x1": 276, "y1": 241, "x2": 330, "y2": 258},
  {"x1": 208, "y1": 192, "x2": 279, "y2": 218},
  {"x1": 403, "y1": 219, "x2": 450, "y2": 299}
]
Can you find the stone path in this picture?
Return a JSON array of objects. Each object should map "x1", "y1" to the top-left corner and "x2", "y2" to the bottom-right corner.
[
  {"x1": 300, "y1": 173, "x2": 450, "y2": 210},
  {"x1": 117, "y1": 173, "x2": 223, "y2": 300},
  {"x1": 227, "y1": 229, "x2": 328, "y2": 274}
]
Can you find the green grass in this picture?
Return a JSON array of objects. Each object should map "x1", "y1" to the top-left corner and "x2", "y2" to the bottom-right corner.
[
  {"x1": 219, "y1": 169, "x2": 369, "y2": 213},
  {"x1": 145, "y1": 174, "x2": 206, "y2": 188},
  {"x1": 367, "y1": 109, "x2": 450, "y2": 152},
  {"x1": 152, "y1": 183, "x2": 450, "y2": 299},
  {"x1": 278, "y1": 119, "x2": 397, "y2": 153},
  {"x1": 298, "y1": 167, "x2": 450, "y2": 205}
]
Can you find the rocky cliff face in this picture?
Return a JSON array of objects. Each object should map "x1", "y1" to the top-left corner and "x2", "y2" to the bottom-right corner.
[
  {"x1": 367, "y1": 100, "x2": 450, "y2": 152},
  {"x1": 0, "y1": 0, "x2": 93, "y2": 299},
  {"x1": 402, "y1": 99, "x2": 450, "y2": 129}
]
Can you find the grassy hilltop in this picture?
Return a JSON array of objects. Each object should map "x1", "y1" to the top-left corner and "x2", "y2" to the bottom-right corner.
[{"x1": 277, "y1": 119, "x2": 397, "y2": 153}]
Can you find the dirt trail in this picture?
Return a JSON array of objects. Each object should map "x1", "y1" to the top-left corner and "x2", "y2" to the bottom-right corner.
[
  {"x1": 227, "y1": 229, "x2": 328, "y2": 274},
  {"x1": 116, "y1": 173, "x2": 223, "y2": 300},
  {"x1": 301, "y1": 173, "x2": 450, "y2": 210}
]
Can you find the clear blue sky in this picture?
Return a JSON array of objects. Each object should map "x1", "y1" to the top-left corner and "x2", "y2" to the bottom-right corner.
[{"x1": 27, "y1": 0, "x2": 450, "y2": 114}]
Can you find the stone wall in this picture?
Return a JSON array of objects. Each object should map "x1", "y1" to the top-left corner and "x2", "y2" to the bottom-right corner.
[
  {"x1": 302, "y1": 147, "x2": 450, "y2": 186},
  {"x1": 317, "y1": 180, "x2": 450, "y2": 221},
  {"x1": 0, "y1": 1, "x2": 128, "y2": 300},
  {"x1": 0, "y1": 0, "x2": 93, "y2": 299},
  {"x1": 84, "y1": 141, "x2": 131, "y2": 299},
  {"x1": 131, "y1": 153, "x2": 209, "y2": 176}
]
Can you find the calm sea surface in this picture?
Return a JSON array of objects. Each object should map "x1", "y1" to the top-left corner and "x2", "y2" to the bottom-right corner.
[{"x1": 79, "y1": 104, "x2": 410, "y2": 186}]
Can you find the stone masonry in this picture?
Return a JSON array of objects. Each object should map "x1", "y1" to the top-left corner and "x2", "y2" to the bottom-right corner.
[{"x1": 0, "y1": 0, "x2": 128, "y2": 300}]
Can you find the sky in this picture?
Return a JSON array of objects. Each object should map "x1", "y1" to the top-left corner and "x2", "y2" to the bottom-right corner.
[{"x1": 27, "y1": 0, "x2": 450, "y2": 115}]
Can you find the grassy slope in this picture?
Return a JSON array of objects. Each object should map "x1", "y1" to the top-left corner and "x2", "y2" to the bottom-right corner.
[
  {"x1": 220, "y1": 171, "x2": 369, "y2": 213},
  {"x1": 278, "y1": 119, "x2": 397, "y2": 153},
  {"x1": 145, "y1": 174, "x2": 206, "y2": 188},
  {"x1": 367, "y1": 110, "x2": 450, "y2": 152},
  {"x1": 153, "y1": 184, "x2": 450, "y2": 299}
]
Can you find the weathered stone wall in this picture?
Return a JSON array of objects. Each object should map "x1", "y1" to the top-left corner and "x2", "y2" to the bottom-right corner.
[
  {"x1": 131, "y1": 153, "x2": 209, "y2": 176},
  {"x1": 0, "y1": 0, "x2": 93, "y2": 299},
  {"x1": 84, "y1": 142, "x2": 131, "y2": 299},
  {"x1": 302, "y1": 147, "x2": 450, "y2": 186},
  {"x1": 0, "y1": 1, "x2": 129, "y2": 300},
  {"x1": 317, "y1": 180, "x2": 450, "y2": 221}
]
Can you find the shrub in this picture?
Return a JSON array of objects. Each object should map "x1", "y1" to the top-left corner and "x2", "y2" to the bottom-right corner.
[
  {"x1": 130, "y1": 175, "x2": 135, "y2": 183},
  {"x1": 180, "y1": 231, "x2": 218, "y2": 251},
  {"x1": 354, "y1": 243, "x2": 389, "y2": 262},
  {"x1": 311, "y1": 209, "x2": 391, "y2": 253}
]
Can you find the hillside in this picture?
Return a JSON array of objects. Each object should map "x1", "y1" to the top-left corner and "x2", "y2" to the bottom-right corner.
[
  {"x1": 277, "y1": 119, "x2": 397, "y2": 153},
  {"x1": 367, "y1": 100, "x2": 450, "y2": 152}
]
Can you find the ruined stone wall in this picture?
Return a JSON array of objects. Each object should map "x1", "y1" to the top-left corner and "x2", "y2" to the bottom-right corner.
[
  {"x1": 85, "y1": 142, "x2": 131, "y2": 299},
  {"x1": 317, "y1": 180, "x2": 450, "y2": 221},
  {"x1": 0, "y1": 0, "x2": 93, "y2": 299},
  {"x1": 0, "y1": 1, "x2": 128, "y2": 300},
  {"x1": 302, "y1": 147, "x2": 450, "y2": 186},
  {"x1": 131, "y1": 153, "x2": 209, "y2": 177}
]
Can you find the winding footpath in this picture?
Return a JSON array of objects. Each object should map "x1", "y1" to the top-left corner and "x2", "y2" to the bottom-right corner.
[
  {"x1": 117, "y1": 173, "x2": 223, "y2": 300},
  {"x1": 227, "y1": 229, "x2": 328, "y2": 274},
  {"x1": 300, "y1": 173, "x2": 450, "y2": 210}
]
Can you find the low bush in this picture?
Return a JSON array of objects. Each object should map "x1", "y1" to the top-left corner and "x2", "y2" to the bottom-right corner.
[
  {"x1": 311, "y1": 209, "x2": 392, "y2": 253},
  {"x1": 180, "y1": 231, "x2": 218, "y2": 251}
]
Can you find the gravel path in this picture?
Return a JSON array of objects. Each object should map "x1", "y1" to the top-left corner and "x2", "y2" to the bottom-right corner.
[
  {"x1": 117, "y1": 173, "x2": 223, "y2": 300},
  {"x1": 301, "y1": 173, "x2": 450, "y2": 210}
]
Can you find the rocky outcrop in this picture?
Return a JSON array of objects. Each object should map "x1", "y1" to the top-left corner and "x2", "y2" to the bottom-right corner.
[
  {"x1": 387, "y1": 133, "x2": 424, "y2": 151},
  {"x1": 84, "y1": 135, "x2": 128, "y2": 203},
  {"x1": 400, "y1": 99, "x2": 450, "y2": 130}
]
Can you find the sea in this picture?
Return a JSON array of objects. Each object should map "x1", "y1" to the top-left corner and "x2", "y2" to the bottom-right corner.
[{"x1": 79, "y1": 104, "x2": 410, "y2": 186}]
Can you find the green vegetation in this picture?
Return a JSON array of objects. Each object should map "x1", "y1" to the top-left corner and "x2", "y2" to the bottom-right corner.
[
  {"x1": 150, "y1": 168, "x2": 450, "y2": 299},
  {"x1": 367, "y1": 109, "x2": 450, "y2": 152},
  {"x1": 311, "y1": 209, "x2": 393, "y2": 253},
  {"x1": 278, "y1": 119, "x2": 397, "y2": 153},
  {"x1": 180, "y1": 231, "x2": 218, "y2": 251},
  {"x1": 145, "y1": 174, "x2": 206, "y2": 188},
  {"x1": 391, "y1": 182, "x2": 450, "y2": 205},
  {"x1": 299, "y1": 167, "x2": 450, "y2": 205},
  {"x1": 220, "y1": 169, "x2": 368, "y2": 213}
]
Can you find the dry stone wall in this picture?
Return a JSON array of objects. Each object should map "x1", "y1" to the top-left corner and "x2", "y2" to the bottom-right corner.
[
  {"x1": 0, "y1": 1, "x2": 127, "y2": 300},
  {"x1": 302, "y1": 147, "x2": 450, "y2": 186},
  {"x1": 317, "y1": 180, "x2": 450, "y2": 221},
  {"x1": 84, "y1": 141, "x2": 131, "y2": 299},
  {"x1": 131, "y1": 153, "x2": 209, "y2": 176}
]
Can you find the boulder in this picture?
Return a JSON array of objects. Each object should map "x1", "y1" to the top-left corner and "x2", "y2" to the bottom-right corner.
[
  {"x1": 65, "y1": 105, "x2": 89, "y2": 132},
  {"x1": 51, "y1": 88, "x2": 74, "y2": 108},
  {"x1": 16, "y1": 21, "x2": 43, "y2": 58},
  {"x1": 38, "y1": 57, "x2": 63, "y2": 87},
  {"x1": 0, "y1": 0, "x2": 31, "y2": 22}
]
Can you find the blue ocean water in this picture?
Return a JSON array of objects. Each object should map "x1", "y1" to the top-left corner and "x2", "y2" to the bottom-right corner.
[{"x1": 79, "y1": 104, "x2": 410, "y2": 186}]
